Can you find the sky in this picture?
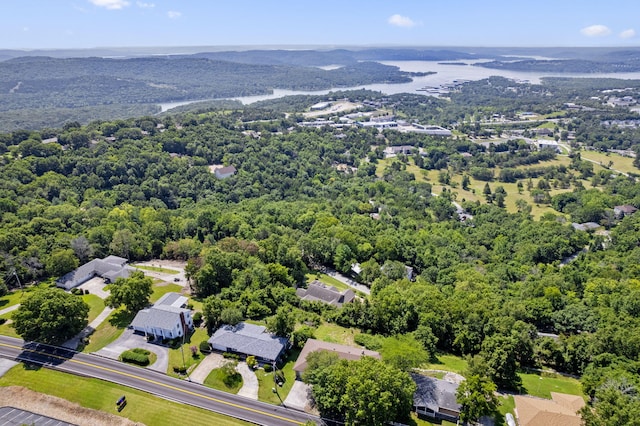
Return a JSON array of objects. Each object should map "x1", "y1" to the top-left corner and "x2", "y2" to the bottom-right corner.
[{"x1": 2, "y1": 0, "x2": 640, "y2": 50}]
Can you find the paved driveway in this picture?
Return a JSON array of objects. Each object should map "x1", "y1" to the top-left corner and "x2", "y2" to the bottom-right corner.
[
  {"x1": 236, "y1": 362, "x2": 258, "y2": 400},
  {"x1": 76, "y1": 277, "x2": 110, "y2": 299},
  {"x1": 94, "y1": 328, "x2": 168, "y2": 373}
]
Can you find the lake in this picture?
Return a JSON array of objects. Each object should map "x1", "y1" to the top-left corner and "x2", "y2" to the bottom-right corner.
[{"x1": 159, "y1": 60, "x2": 640, "y2": 112}]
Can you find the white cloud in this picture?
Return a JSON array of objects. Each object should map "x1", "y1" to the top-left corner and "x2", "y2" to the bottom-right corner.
[
  {"x1": 167, "y1": 10, "x2": 182, "y2": 19},
  {"x1": 388, "y1": 14, "x2": 416, "y2": 28},
  {"x1": 620, "y1": 29, "x2": 636, "y2": 39},
  {"x1": 137, "y1": 1, "x2": 155, "y2": 8},
  {"x1": 580, "y1": 24, "x2": 612, "y2": 37},
  {"x1": 88, "y1": 0, "x2": 130, "y2": 10}
]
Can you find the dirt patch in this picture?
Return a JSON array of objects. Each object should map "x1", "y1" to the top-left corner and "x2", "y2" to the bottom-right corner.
[{"x1": 0, "y1": 386, "x2": 142, "y2": 426}]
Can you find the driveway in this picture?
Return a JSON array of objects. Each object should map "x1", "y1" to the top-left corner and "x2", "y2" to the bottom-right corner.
[
  {"x1": 76, "y1": 277, "x2": 110, "y2": 299},
  {"x1": 133, "y1": 260, "x2": 187, "y2": 289},
  {"x1": 283, "y1": 381, "x2": 314, "y2": 412},
  {"x1": 236, "y1": 362, "x2": 258, "y2": 400},
  {"x1": 94, "y1": 328, "x2": 168, "y2": 373},
  {"x1": 189, "y1": 352, "x2": 226, "y2": 384}
]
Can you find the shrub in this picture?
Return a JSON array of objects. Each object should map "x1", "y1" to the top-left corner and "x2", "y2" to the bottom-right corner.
[
  {"x1": 354, "y1": 332, "x2": 384, "y2": 350},
  {"x1": 263, "y1": 364, "x2": 273, "y2": 373},
  {"x1": 84, "y1": 289, "x2": 90, "y2": 295},
  {"x1": 199, "y1": 340, "x2": 211, "y2": 353},
  {"x1": 121, "y1": 349, "x2": 150, "y2": 366},
  {"x1": 173, "y1": 365, "x2": 187, "y2": 374},
  {"x1": 0, "y1": 318, "x2": 7, "y2": 325},
  {"x1": 223, "y1": 352, "x2": 240, "y2": 360},
  {"x1": 246, "y1": 355, "x2": 257, "y2": 369},
  {"x1": 193, "y1": 312, "x2": 203, "y2": 326}
]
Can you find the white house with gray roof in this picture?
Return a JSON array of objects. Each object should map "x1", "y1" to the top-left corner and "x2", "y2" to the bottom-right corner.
[
  {"x1": 208, "y1": 322, "x2": 289, "y2": 364},
  {"x1": 56, "y1": 255, "x2": 132, "y2": 290},
  {"x1": 130, "y1": 292, "x2": 193, "y2": 340}
]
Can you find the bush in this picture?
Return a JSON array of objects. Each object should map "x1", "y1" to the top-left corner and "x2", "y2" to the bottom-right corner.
[
  {"x1": 354, "y1": 332, "x2": 383, "y2": 350},
  {"x1": 0, "y1": 318, "x2": 7, "y2": 325},
  {"x1": 263, "y1": 364, "x2": 273, "y2": 373},
  {"x1": 193, "y1": 312, "x2": 203, "y2": 326},
  {"x1": 84, "y1": 289, "x2": 90, "y2": 295},
  {"x1": 71, "y1": 288, "x2": 83, "y2": 295},
  {"x1": 223, "y1": 352, "x2": 240, "y2": 360},
  {"x1": 199, "y1": 340, "x2": 211, "y2": 353},
  {"x1": 246, "y1": 355, "x2": 257, "y2": 369},
  {"x1": 173, "y1": 365, "x2": 187, "y2": 374},
  {"x1": 121, "y1": 349, "x2": 150, "y2": 366}
]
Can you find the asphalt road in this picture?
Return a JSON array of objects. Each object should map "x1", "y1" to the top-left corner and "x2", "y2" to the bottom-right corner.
[{"x1": 0, "y1": 336, "x2": 321, "y2": 426}]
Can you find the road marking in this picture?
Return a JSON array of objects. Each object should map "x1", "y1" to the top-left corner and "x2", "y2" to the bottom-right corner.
[{"x1": 0, "y1": 342, "x2": 305, "y2": 425}]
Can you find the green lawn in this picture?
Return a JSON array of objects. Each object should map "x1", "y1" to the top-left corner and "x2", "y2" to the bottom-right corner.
[
  {"x1": 81, "y1": 293, "x2": 105, "y2": 323},
  {"x1": 519, "y1": 370, "x2": 583, "y2": 399},
  {"x1": 314, "y1": 322, "x2": 361, "y2": 346},
  {"x1": 82, "y1": 309, "x2": 134, "y2": 353},
  {"x1": 203, "y1": 366, "x2": 243, "y2": 394},
  {"x1": 150, "y1": 283, "x2": 183, "y2": 303},
  {"x1": 305, "y1": 272, "x2": 350, "y2": 292},
  {"x1": 167, "y1": 326, "x2": 209, "y2": 377},
  {"x1": 256, "y1": 349, "x2": 300, "y2": 404},
  {"x1": 580, "y1": 150, "x2": 639, "y2": 175},
  {"x1": 133, "y1": 264, "x2": 180, "y2": 274},
  {"x1": 0, "y1": 364, "x2": 250, "y2": 425},
  {"x1": 0, "y1": 288, "x2": 31, "y2": 310},
  {"x1": 497, "y1": 394, "x2": 516, "y2": 426},
  {"x1": 424, "y1": 353, "x2": 469, "y2": 375}
]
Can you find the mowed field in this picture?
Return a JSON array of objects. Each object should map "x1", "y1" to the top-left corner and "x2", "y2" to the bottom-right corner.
[{"x1": 375, "y1": 149, "x2": 637, "y2": 219}]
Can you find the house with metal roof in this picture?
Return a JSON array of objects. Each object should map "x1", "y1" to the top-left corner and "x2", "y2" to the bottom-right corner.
[
  {"x1": 130, "y1": 292, "x2": 193, "y2": 340},
  {"x1": 412, "y1": 374, "x2": 462, "y2": 423},
  {"x1": 208, "y1": 322, "x2": 289, "y2": 364},
  {"x1": 56, "y1": 255, "x2": 132, "y2": 290}
]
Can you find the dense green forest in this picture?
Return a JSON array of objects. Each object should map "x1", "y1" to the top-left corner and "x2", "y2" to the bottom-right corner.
[{"x1": 2, "y1": 80, "x2": 640, "y2": 423}]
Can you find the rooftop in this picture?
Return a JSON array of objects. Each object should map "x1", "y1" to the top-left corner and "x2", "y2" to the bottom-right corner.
[
  {"x1": 296, "y1": 280, "x2": 355, "y2": 307},
  {"x1": 514, "y1": 392, "x2": 585, "y2": 426},
  {"x1": 208, "y1": 322, "x2": 288, "y2": 362},
  {"x1": 293, "y1": 339, "x2": 381, "y2": 373}
]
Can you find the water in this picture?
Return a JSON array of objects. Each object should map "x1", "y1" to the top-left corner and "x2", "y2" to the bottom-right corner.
[{"x1": 159, "y1": 60, "x2": 640, "y2": 112}]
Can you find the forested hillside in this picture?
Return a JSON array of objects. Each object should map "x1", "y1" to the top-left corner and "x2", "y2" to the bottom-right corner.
[{"x1": 2, "y1": 83, "x2": 640, "y2": 423}]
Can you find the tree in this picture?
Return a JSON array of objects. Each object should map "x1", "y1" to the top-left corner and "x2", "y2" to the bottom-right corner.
[
  {"x1": 45, "y1": 248, "x2": 78, "y2": 278},
  {"x1": 310, "y1": 357, "x2": 416, "y2": 426},
  {"x1": 479, "y1": 334, "x2": 522, "y2": 390},
  {"x1": 105, "y1": 271, "x2": 153, "y2": 313},
  {"x1": 266, "y1": 305, "x2": 295, "y2": 337},
  {"x1": 71, "y1": 236, "x2": 93, "y2": 263},
  {"x1": 13, "y1": 288, "x2": 89, "y2": 344},
  {"x1": 462, "y1": 174, "x2": 471, "y2": 191},
  {"x1": 202, "y1": 295, "x2": 225, "y2": 332},
  {"x1": 381, "y1": 334, "x2": 429, "y2": 371},
  {"x1": 581, "y1": 377, "x2": 640, "y2": 426},
  {"x1": 220, "y1": 307, "x2": 243, "y2": 326},
  {"x1": 456, "y1": 375, "x2": 499, "y2": 424}
]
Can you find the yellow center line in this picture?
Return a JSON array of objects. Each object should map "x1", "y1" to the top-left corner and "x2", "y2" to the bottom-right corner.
[{"x1": 0, "y1": 342, "x2": 304, "y2": 425}]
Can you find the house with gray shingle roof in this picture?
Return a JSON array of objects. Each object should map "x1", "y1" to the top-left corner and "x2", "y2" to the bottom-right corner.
[
  {"x1": 130, "y1": 292, "x2": 193, "y2": 340},
  {"x1": 56, "y1": 255, "x2": 131, "y2": 290},
  {"x1": 208, "y1": 322, "x2": 289, "y2": 364},
  {"x1": 412, "y1": 374, "x2": 462, "y2": 423},
  {"x1": 296, "y1": 280, "x2": 355, "y2": 307}
]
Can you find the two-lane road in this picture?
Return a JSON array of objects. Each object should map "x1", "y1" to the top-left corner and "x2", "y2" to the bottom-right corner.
[{"x1": 0, "y1": 336, "x2": 320, "y2": 426}]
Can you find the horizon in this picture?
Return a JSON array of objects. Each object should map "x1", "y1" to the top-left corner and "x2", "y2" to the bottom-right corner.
[{"x1": 3, "y1": 0, "x2": 640, "y2": 50}]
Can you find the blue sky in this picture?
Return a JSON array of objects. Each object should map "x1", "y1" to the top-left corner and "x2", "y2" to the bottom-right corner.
[{"x1": 2, "y1": 0, "x2": 640, "y2": 49}]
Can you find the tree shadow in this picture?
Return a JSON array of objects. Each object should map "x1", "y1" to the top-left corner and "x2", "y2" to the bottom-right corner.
[{"x1": 109, "y1": 310, "x2": 135, "y2": 328}]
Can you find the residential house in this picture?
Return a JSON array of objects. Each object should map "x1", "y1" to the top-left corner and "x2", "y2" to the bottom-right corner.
[
  {"x1": 293, "y1": 339, "x2": 381, "y2": 379},
  {"x1": 208, "y1": 322, "x2": 289, "y2": 364},
  {"x1": 383, "y1": 145, "x2": 415, "y2": 158},
  {"x1": 56, "y1": 255, "x2": 131, "y2": 290},
  {"x1": 130, "y1": 292, "x2": 193, "y2": 340},
  {"x1": 296, "y1": 280, "x2": 355, "y2": 307},
  {"x1": 214, "y1": 165, "x2": 237, "y2": 179},
  {"x1": 614, "y1": 204, "x2": 638, "y2": 219},
  {"x1": 514, "y1": 392, "x2": 585, "y2": 426},
  {"x1": 572, "y1": 222, "x2": 600, "y2": 232},
  {"x1": 412, "y1": 374, "x2": 462, "y2": 422}
]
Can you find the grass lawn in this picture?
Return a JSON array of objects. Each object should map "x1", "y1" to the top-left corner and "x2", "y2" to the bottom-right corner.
[
  {"x1": 0, "y1": 288, "x2": 31, "y2": 310},
  {"x1": 203, "y1": 365, "x2": 243, "y2": 394},
  {"x1": 314, "y1": 322, "x2": 361, "y2": 346},
  {"x1": 497, "y1": 394, "x2": 516, "y2": 425},
  {"x1": 150, "y1": 283, "x2": 183, "y2": 303},
  {"x1": 133, "y1": 264, "x2": 180, "y2": 274},
  {"x1": 167, "y1": 327, "x2": 209, "y2": 378},
  {"x1": 81, "y1": 294, "x2": 105, "y2": 323},
  {"x1": 0, "y1": 364, "x2": 250, "y2": 425},
  {"x1": 82, "y1": 309, "x2": 134, "y2": 353},
  {"x1": 256, "y1": 349, "x2": 300, "y2": 404},
  {"x1": 305, "y1": 272, "x2": 350, "y2": 292},
  {"x1": 409, "y1": 413, "x2": 457, "y2": 426},
  {"x1": 579, "y1": 150, "x2": 639, "y2": 175},
  {"x1": 424, "y1": 353, "x2": 468, "y2": 375},
  {"x1": 519, "y1": 370, "x2": 583, "y2": 399},
  {"x1": 0, "y1": 313, "x2": 19, "y2": 338}
]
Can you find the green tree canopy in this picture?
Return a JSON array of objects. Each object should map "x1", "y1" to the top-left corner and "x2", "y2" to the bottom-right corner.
[
  {"x1": 13, "y1": 288, "x2": 89, "y2": 344},
  {"x1": 456, "y1": 375, "x2": 499, "y2": 424},
  {"x1": 105, "y1": 271, "x2": 153, "y2": 313}
]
